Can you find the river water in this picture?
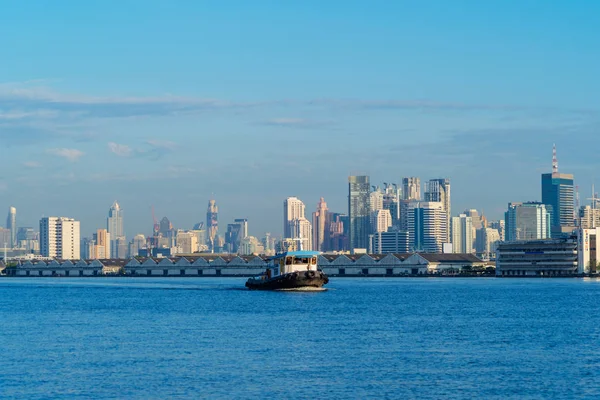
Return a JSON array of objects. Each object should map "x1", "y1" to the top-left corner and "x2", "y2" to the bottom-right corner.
[{"x1": 2, "y1": 277, "x2": 600, "y2": 399}]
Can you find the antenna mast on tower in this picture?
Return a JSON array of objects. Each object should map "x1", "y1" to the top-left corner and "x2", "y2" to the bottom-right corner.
[{"x1": 552, "y1": 144, "x2": 558, "y2": 174}]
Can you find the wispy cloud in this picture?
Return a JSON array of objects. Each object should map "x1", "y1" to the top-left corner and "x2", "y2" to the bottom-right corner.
[
  {"x1": 259, "y1": 118, "x2": 334, "y2": 128},
  {"x1": 146, "y1": 139, "x2": 178, "y2": 151},
  {"x1": 23, "y1": 161, "x2": 41, "y2": 168},
  {"x1": 46, "y1": 148, "x2": 84, "y2": 162},
  {"x1": 108, "y1": 142, "x2": 132, "y2": 157}
]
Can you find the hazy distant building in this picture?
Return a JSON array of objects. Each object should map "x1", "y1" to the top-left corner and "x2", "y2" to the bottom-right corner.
[
  {"x1": 402, "y1": 177, "x2": 421, "y2": 201},
  {"x1": 94, "y1": 229, "x2": 110, "y2": 259},
  {"x1": 424, "y1": 178, "x2": 451, "y2": 242},
  {"x1": 370, "y1": 209, "x2": 392, "y2": 234},
  {"x1": 476, "y1": 228, "x2": 501, "y2": 259},
  {"x1": 290, "y1": 217, "x2": 312, "y2": 250},
  {"x1": 40, "y1": 217, "x2": 80, "y2": 260},
  {"x1": 312, "y1": 197, "x2": 328, "y2": 252},
  {"x1": 129, "y1": 234, "x2": 146, "y2": 257},
  {"x1": 176, "y1": 230, "x2": 199, "y2": 254},
  {"x1": 0, "y1": 228, "x2": 12, "y2": 250},
  {"x1": 327, "y1": 212, "x2": 348, "y2": 252},
  {"x1": 370, "y1": 188, "x2": 384, "y2": 212},
  {"x1": 6, "y1": 206, "x2": 16, "y2": 248},
  {"x1": 451, "y1": 214, "x2": 473, "y2": 254},
  {"x1": 107, "y1": 201, "x2": 124, "y2": 258},
  {"x1": 407, "y1": 201, "x2": 448, "y2": 253},
  {"x1": 580, "y1": 205, "x2": 600, "y2": 229},
  {"x1": 225, "y1": 219, "x2": 248, "y2": 253},
  {"x1": 284, "y1": 197, "x2": 306, "y2": 238},
  {"x1": 16, "y1": 227, "x2": 39, "y2": 253},
  {"x1": 349, "y1": 175, "x2": 370, "y2": 251},
  {"x1": 239, "y1": 236, "x2": 264, "y2": 255},
  {"x1": 541, "y1": 145, "x2": 575, "y2": 238},
  {"x1": 490, "y1": 220, "x2": 505, "y2": 242},
  {"x1": 206, "y1": 199, "x2": 219, "y2": 252},
  {"x1": 505, "y1": 202, "x2": 551, "y2": 241},
  {"x1": 383, "y1": 184, "x2": 400, "y2": 227}
]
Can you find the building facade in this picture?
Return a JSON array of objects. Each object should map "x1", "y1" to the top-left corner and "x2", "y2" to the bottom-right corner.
[
  {"x1": 408, "y1": 201, "x2": 448, "y2": 253},
  {"x1": 107, "y1": 201, "x2": 124, "y2": 258},
  {"x1": 496, "y1": 238, "x2": 578, "y2": 276},
  {"x1": 402, "y1": 177, "x2": 421, "y2": 201},
  {"x1": 348, "y1": 175, "x2": 370, "y2": 251},
  {"x1": 312, "y1": 197, "x2": 328, "y2": 252},
  {"x1": 6, "y1": 206, "x2": 16, "y2": 248},
  {"x1": 40, "y1": 217, "x2": 81, "y2": 260},
  {"x1": 424, "y1": 178, "x2": 451, "y2": 242},
  {"x1": 451, "y1": 214, "x2": 474, "y2": 254},
  {"x1": 505, "y1": 202, "x2": 551, "y2": 241}
]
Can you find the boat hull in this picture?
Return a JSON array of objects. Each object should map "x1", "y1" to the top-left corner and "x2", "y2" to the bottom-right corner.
[{"x1": 245, "y1": 270, "x2": 329, "y2": 291}]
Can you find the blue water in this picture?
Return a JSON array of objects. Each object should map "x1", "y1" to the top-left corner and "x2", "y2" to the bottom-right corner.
[{"x1": 2, "y1": 278, "x2": 600, "y2": 399}]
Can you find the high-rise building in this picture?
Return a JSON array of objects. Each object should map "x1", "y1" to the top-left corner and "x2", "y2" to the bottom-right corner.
[
  {"x1": 129, "y1": 234, "x2": 146, "y2": 257},
  {"x1": 451, "y1": 214, "x2": 474, "y2": 253},
  {"x1": 290, "y1": 217, "x2": 312, "y2": 250},
  {"x1": 239, "y1": 236, "x2": 265, "y2": 255},
  {"x1": 369, "y1": 231, "x2": 410, "y2": 254},
  {"x1": 580, "y1": 205, "x2": 600, "y2": 229},
  {"x1": 383, "y1": 184, "x2": 400, "y2": 227},
  {"x1": 370, "y1": 209, "x2": 392, "y2": 234},
  {"x1": 40, "y1": 217, "x2": 81, "y2": 260},
  {"x1": 206, "y1": 199, "x2": 218, "y2": 252},
  {"x1": 407, "y1": 201, "x2": 448, "y2": 253},
  {"x1": 312, "y1": 197, "x2": 328, "y2": 252},
  {"x1": 93, "y1": 229, "x2": 110, "y2": 259},
  {"x1": 327, "y1": 212, "x2": 348, "y2": 252},
  {"x1": 225, "y1": 219, "x2": 248, "y2": 253},
  {"x1": 505, "y1": 202, "x2": 551, "y2": 241},
  {"x1": 370, "y1": 188, "x2": 384, "y2": 212},
  {"x1": 284, "y1": 197, "x2": 306, "y2": 238},
  {"x1": 107, "y1": 201, "x2": 124, "y2": 258},
  {"x1": 424, "y1": 178, "x2": 451, "y2": 242},
  {"x1": 402, "y1": 177, "x2": 421, "y2": 201},
  {"x1": 176, "y1": 230, "x2": 199, "y2": 254},
  {"x1": 6, "y1": 206, "x2": 16, "y2": 248},
  {"x1": 541, "y1": 145, "x2": 575, "y2": 238},
  {"x1": 349, "y1": 175, "x2": 370, "y2": 251}
]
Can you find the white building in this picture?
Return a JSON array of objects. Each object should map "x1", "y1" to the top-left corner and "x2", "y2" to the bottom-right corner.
[
  {"x1": 578, "y1": 227, "x2": 600, "y2": 274},
  {"x1": 407, "y1": 201, "x2": 448, "y2": 253},
  {"x1": 370, "y1": 189, "x2": 384, "y2": 212},
  {"x1": 239, "y1": 236, "x2": 265, "y2": 255},
  {"x1": 451, "y1": 214, "x2": 473, "y2": 253},
  {"x1": 40, "y1": 217, "x2": 81, "y2": 260},
  {"x1": 176, "y1": 230, "x2": 199, "y2": 254},
  {"x1": 107, "y1": 201, "x2": 124, "y2": 258},
  {"x1": 283, "y1": 197, "x2": 306, "y2": 238},
  {"x1": 580, "y1": 206, "x2": 600, "y2": 229},
  {"x1": 290, "y1": 217, "x2": 312, "y2": 250},
  {"x1": 370, "y1": 209, "x2": 392, "y2": 234}
]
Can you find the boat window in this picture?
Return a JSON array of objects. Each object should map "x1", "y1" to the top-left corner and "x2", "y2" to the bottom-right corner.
[
  {"x1": 286, "y1": 257, "x2": 293, "y2": 265},
  {"x1": 311, "y1": 257, "x2": 317, "y2": 264}
]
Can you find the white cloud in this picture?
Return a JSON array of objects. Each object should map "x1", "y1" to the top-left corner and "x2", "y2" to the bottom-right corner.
[
  {"x1": 46, "y1": 148, "x2": 84, "y2": 162},
  {"x1": 146, "y1": 139, "x2": 178, "y2": 151},
  {"x1": 108, "y1": 142, "x2": 132, "y2": 157},
  {"x1": 23, "y1": 161, "x2": 41, "y2": 168}
]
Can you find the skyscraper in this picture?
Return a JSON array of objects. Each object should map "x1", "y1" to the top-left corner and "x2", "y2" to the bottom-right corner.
[
  {"x1": 94, "y1": 229, "x2": 110, "y2": 259},
  {"x1": 541, "y1": 145, "x2": 575, "y2": 238},
  {"x1": 349, "y1": 175, "x2": 370, "y2": 251},
  {"x1": 451, "y1": 214, "x2": 474, "y2": 253},
  {"x1": 424, "y1": 178, "x2": 451, "y2": 242},
  {"x1": 107, "y1": 201, "x2": 124, "y2": 258},
  {"x1": 206, "y1": 199, "x2": 218, "y2": 252},
  {"x1": 505, "y1": 202, "x2": 551, "y2": 241},
  {"x1": 284, "y1": 197, "x2": 306, "y2": 238},
  {"x1": 6, "y1": 206, "x2": 16, "y2": 248},
  {"x1": 402, "y1": 177, "x2": 421, "y2": 201},
  {"x1": 407, "y1": 201, "x2": 448, "y2": 253},
  {"x1": 312, "y1": 197, "x2": 328, "y2": 252},
  {"x1": 40, "y1": 217, "x2": 81, "y2": 260}
]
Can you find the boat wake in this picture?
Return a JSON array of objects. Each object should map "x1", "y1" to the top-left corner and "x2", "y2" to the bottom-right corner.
[{"x1": 274, "y1": 286, "x2": 328, "y2": 292}]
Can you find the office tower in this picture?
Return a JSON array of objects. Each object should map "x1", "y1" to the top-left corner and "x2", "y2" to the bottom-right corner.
[
  {"x1": 349, "y1": 175, "x2": 370, "y2": 251},
  {"x1": 40, "y1": 217, "x2": 81, "y2": 259},
  {"x1": 6, "y1": 206, "x2": 16, "y2": 248},
  {"x1": 107, "y1": 201, "x2": 124, "y2": 258},
  {"x1": 239, "y1": 236, "x2": 265, "y2": 255},
  {"x1": 402, "y1": 177, "x2": 421, "y2": 201},
  {"x1": 206, "y1": 199, "x2": 218, "y2": 252},
  {"x1": 369, "y1": 231, "x2": 410, "y2": 254},
  {"x1": 225, "y1": 219, "x2": 247, "y2": 253},
  {"x1": 370, "y1": 188, "x2": 384, "y2": 212},
  {"x1": 370, "y1": 209, "x2": 392, "y2": 234},
  {"x1": 0, "y1": 228, "x2": 12, "y2": 249},
  {"x1": 490, "y1": 220, "x2": 505, "y2": 242},
  {"x1": 505, "y1": 202, "x2": 551, "y2": 241},
  {"x1": 475, "y1": 228, "x2": 501, "y2": 259},
  {"x1": 284, "y1": 197, "x2": 306, "y2": 238},
  {"x1": 115, "y1": 236, "x2": 128, "y2": 258},
  {"x1": 541, "y1": 145, "x2": 575, "y2": 238},
  {"x1": 93, "y1": 229, "x2": 110, "y2": 259},
  {"x1": 289, "y1": 217, "x2": 312, "y2": 250},
  {"x1": 312, "y1": 197, "x2": 328, "y2": 252},
  {"x1": 176, "y1": 230, "x2": 199, "y2": 254},
  {"x1": 129, "y1": 234, "x2": 146, "y2": 257},
  {"x1": 159, "y1": 217, "x2": 173, "y2": 236},
  {"x1": 327, "y1": 212, "x2": 348, "y2": 252},
  {"x1": 451, "y1": 214, "x2": 474, "y2": 253},
  {"x1": 16, "y1": 227, "x2": 39, "y2": 252},
  {"x1": 425, "y1": 178, "x2": 451, "y2": 242},
  {"x1": 383, "y1": 183, "x2": 400, "y2": 227},
  {"x1": 580, "y1": 205, "x2": 600, "y2": 229},
  {"x1": 407, "y1": 201, "x2": 448, "y2": 253}
]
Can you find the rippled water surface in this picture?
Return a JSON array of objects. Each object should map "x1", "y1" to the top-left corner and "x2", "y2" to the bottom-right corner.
[{"x1": 2, "y1": 277, "x2": 600, "y2": 399}]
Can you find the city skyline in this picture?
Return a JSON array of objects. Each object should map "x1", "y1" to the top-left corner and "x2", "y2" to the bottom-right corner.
[{"x1": 1, "y1": 3, "x2": 600, "y2": 237}]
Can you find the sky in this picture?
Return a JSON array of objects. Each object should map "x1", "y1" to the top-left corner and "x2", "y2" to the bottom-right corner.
[{"x1": 0, "y1": 0, "x2": 599, "y2": 238}]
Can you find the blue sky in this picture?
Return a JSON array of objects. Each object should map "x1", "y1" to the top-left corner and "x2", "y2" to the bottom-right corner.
[{"x1": 1, "y1": 1, "x2": 599, "y2": 238}]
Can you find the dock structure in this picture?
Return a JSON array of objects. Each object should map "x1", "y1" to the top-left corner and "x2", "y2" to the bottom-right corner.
[{"x1": 3, "y1": 253, "x2": 486, "y2": 277}]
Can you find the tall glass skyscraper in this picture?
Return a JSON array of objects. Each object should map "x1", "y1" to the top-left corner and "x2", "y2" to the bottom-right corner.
[
  {"x1": 541, "y1": 146, "x2": 575, "y2": 238},
  {"x1": 6, "y1": 206, "x2": 16, "y2": 248},
  {"x1": 348, "y1": 175, "x2": 370, "y2": 251},
  {"x1": 107, "y1": 201, "x2": 124, "y2": 258}
]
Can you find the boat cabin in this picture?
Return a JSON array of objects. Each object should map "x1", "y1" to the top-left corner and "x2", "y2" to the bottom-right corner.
[{"x1": 266, "y1": 250, "x2": 320, "y2": 277}]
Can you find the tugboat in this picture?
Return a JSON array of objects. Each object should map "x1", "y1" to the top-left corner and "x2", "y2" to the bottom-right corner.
[{"x1": 245, "y1": 250, "x2": 329, "y2": 291}]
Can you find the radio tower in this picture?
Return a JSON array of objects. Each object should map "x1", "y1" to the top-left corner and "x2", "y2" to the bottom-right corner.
[{"x1": 552, "y1": 143, "x2": 558, "y2": 174}]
